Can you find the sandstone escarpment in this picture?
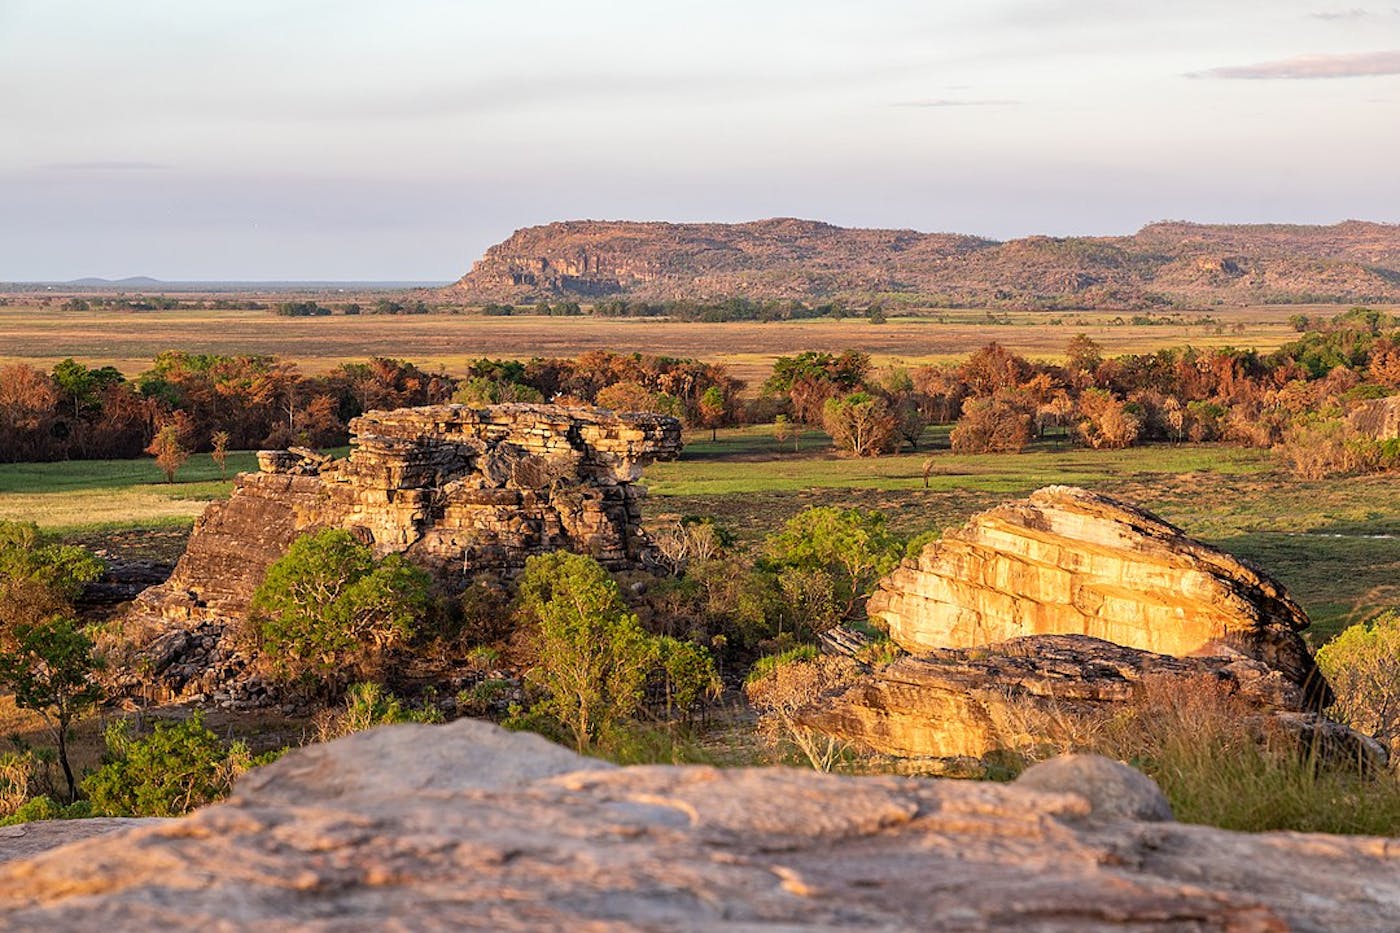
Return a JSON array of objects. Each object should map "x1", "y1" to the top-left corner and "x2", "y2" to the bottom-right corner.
[
  {"x1": 798, "y1": 634, "x2": 1378, "y2": 765},
  {"x1": 1349, "y1": 394, "x2": 1400, "y2": 440},
  {"x1": 3, "y1": 720, "x2": 1400, "y2": 929},
  {"x1": 868, "y1": 486, "x2": 1330, "y2": 706},
  {"x1": 451, "y1": 217, "x2": 1400, "y2": 307},
  {"x1": 117, "y1": 404, "x2": 680, "y2": 700}
]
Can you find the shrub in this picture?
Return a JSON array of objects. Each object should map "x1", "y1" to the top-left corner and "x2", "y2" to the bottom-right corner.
[
  {"x1": 1317, "y1": 610, "x2": 1400, "y2": 759},
  {"x1": 249, "y1": 529, "x2": 431, "y2": 689},
  {"x1": 0, "y1": 521, "x2": 105, "y2": 632},
  {"x1": 83, "y1": 714, "x2": 271, "y2": 817},
  {"x1": 312, "y1": 682, "x2": 444, "y2": 743}
]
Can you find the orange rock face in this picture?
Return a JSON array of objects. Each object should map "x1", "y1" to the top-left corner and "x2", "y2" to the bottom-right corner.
[{"x1": 868, "y1": 486, "x2": 1330, "y2": 705}]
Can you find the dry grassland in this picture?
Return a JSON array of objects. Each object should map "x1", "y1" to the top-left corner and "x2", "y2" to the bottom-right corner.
[{"x1": 0, "y1": 302, "x2": 1339, "y2": 390}]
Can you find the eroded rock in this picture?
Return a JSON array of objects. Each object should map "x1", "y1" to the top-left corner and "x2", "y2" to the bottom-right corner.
[
  {"x1": 869, "y1": 485, "x2": 1331, "y2": 705},
  {"x1": 2, "y1": 720, "x2": 1400, "y2": 929},
  {"x1": 112, "y1": 404, "x2": 681, "y2": 703}
]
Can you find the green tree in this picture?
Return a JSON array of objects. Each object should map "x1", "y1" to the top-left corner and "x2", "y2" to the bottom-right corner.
[
  {"x1": 516, "y1": 552, "x2": 657, "y2": 752},
  {"x1": 765, "y1": 507, "x2": 905, "y2": 619},
  {"x1": 0, "y1": 617, "x2": 104, "y2": 803},
  {"x1": 249, "y1": 529, "x2": 430, "y2": 689},
  {"x1": 0, "y1": 521, "x2": 104, "y2": 633},
  {"x1": 83, "y1": 713, "x2": 261, "y2": 817},
  {"x1": 822, "y1": 391, "x2": 896, "y2": 457}
]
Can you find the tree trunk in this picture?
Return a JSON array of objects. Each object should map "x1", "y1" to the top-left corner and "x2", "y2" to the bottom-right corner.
[{"x1": 57, "y1": 721, "x2": 76, "y2": 804}]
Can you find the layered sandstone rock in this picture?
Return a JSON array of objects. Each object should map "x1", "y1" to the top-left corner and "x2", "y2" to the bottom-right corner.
[
  {"x1": 869, "y1": 486, "x2": 1331, "y2": 706},
  {"x1": 798, "y1": 634, "x2": 1379, "y2": 765},
  {"x1": 115, "y1": 404, "x2": 680, "y2": 701},
  {"x1": 3, "y1": 720, "x2": 1400, "y2": 929}
]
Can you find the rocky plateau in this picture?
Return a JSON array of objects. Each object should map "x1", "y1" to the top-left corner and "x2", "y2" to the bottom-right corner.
[{"x1": 451, "y1": 217, "x2": 1400, "y2": 308}]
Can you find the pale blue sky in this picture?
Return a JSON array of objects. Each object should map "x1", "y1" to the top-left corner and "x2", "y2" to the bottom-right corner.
[{"x1": 2, "y1": 0, "x2": 1397, "y2": 279}]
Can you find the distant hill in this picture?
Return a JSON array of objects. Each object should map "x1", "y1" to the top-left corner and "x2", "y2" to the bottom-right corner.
[{"x1": 449, "y1": 218, "x2": 1400, "y2": 309}]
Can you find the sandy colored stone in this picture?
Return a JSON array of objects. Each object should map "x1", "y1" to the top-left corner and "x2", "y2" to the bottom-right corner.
[
  {"x1": 797, "y1": 634, "x2": 1381, "y2": 764},
  {"x1": 1, "y1": 720, "x2": 1400, "y2": 929},
  {"x1": 112, "y1": 403, "x2": 680, "y2": 703},
  {"x1": 869, "y1": 486, "x2": 1331, "y2": 705},
  {"x1": 1349, "y1": 395, "x2": 1400, "y2": 441}
]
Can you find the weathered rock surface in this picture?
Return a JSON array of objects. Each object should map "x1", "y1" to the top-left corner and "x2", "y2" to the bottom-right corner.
[
  {"x1": 1350, "y1": 394, "x2": 1400, "y2": 441},
  {"x1": 113, "y1": 404, "x2": 680, "y2": 703},
  {"x1": 798, "y1": 634, "x2": 1380, "y2": 765},
  {"x1": 452, "y1": 216, "x2": 1400, "y2": 308},
  {"x1": 869, "y1": 486, "x2": 1331, "y2": 706},
  {"x1": 3, "y1": 720, "x2": 1400, "y2": 929}
]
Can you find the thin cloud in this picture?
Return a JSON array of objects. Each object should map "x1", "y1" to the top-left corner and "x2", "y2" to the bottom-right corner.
[
  {"x1": 42, "y1": 161, "x2": 171, "y2": 172},
  {"x1": 1188, "y1": 49, "x2": 1400, "y2": 79},
  {"x1": 894, "y1": 98, "x2": 1020, "y2": 108},
  {"x1": 1310, "y1": 8, "x2": 1372, "y2": 19}
]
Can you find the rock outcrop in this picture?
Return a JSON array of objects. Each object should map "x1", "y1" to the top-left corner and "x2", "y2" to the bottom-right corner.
[
  {"x1": 1350, "y1": 395, "x2": 1400, "y2": 440},
  {"x1": 451, "y1": 217, "x2": 1400, "y2": 308},
  {"x1": 4, "y1": 720, "x2": 1400, "y2": 929},
  {"x1": 868, "y1": 486, "x2": 1331, "y2": 706},
  {"x1": 115, "y1": 404, "x2": 680, "y2": 702},
  {"x1": 798, "y1": 634, "x2": 1380, "y2": 765}
]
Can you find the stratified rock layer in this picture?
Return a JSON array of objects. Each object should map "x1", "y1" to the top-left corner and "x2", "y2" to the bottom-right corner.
[
  {"x1": 1350, "y1": 395, "x2": 1400, "y2": 440},
  {"x1": 798, "y1": 634, "x2": 1377, "y2": 764},
  {"x1": 3, "y1": 720, "x2": 1400, "y2": 929},
  {"x1": 130, "y1": 404, "x2": 680, "y2": 625},
  {"x1": 868, "y1": 486, "x2": 1330, "y2": 705},
  {"x1": 115, "y1": 404, "x2": 680, "y2": 701}
]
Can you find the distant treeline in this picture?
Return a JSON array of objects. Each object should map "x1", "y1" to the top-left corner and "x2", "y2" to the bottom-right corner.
[
  {"x1": 2, "y1": 308, "x2": 1397, "y2": 478},
  {"x1": 0, "y1": 351, "x2": 741, "y2": 464}
]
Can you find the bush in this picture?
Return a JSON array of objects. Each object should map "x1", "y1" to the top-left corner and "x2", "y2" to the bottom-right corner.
[
  {"x1": 249, "y1": 529, "x2": 431, "y2": 689},
  {"x1": 949, "y1": 394, "x2": 1034, "y2": 453},
  {"x1": 822, "y1": 392, "x2": 897, "y2": 457},
  {"x1": 83, "y1": 714, "x2": 271, "y2": 817},
  {"x1": 1317, "y1": 610, "x2": 1400, "y2": 759},
  {"x1": 312, "y1": 682, "x2": 444, "y2": 743}
]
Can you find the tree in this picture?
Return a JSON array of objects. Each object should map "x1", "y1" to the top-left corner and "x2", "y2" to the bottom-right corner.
[
  {"x1": 516, "y1": 552, "x2": 657, "y2": 752},
  {"x1": 949, "y1": 393, "x2": 1034, "y2": 453},
  {"x1": 1075, "y1": 389, "x2": 1142, "y2": 449},
  {"x1": 697, "y1": 385, "x2": 727, "y2": 441},
  {"x1": 249, "y1": 529, "x2": 431, "y2": 689},
  {"x1": 764, "y1": 507, "x2": 905, "y2": 619},
  {"x1": 772, "y1": 414, "x2": 799, "y2": 452},
  {"x1": 0, "y1": 521, "x2": 104, "y2": 634},
  {"x1": 0, "y1": 617, "x2": 104, "y2": 803},
  {"x1": 146, "y1": 423, "x2": 189, "y2": 483},
  {"x1": 210, "y1": 430, "x2": 231, "y2": 478},
  {"x1": 822, "y1": 392, "x2": 897, "y2": 457}
]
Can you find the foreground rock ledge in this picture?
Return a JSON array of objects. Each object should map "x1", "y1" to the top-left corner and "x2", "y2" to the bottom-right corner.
[
  {"x1": 869, "y1": 485, "x2": 1331, "y2": 706},
  {"x1": 2, "y1": 721, "x2": 1400, "y2": 929}
]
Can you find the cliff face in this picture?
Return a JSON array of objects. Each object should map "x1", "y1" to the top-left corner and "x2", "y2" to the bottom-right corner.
[
  {"x1": 867, "y1": 486, "x2": 1330, "y2": 707},
  {"x1": 4, "y1": 719, "x2": 1400, "y2": 929},
  {"x1": 116, "y1": 404, "x2": 681, "y2": 701},
  {"x1": 451, "y1": 217, "x2": 1400, "y2": 307}
]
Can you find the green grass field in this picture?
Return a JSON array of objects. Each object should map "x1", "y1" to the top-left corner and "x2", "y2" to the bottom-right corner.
[{"x1": 1, "y1": 427, "x2": 1394, "y2": 642}]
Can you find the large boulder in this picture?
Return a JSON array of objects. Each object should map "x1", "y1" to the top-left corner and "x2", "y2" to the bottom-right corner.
[
  {"x1": 797, "y1": 634, "x2": 1382, "y2": 766},
  {"x1": 2, "y1": 720, "x2": 1400, "y2": 929},
  {"x1": 868, "y1": 485, "x2": 1331, "y2": 706}
]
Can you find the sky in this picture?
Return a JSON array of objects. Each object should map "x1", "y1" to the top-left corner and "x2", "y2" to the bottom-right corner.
[{"x1": 1, "y1": 0, "x2": 1398, "y2": 280}]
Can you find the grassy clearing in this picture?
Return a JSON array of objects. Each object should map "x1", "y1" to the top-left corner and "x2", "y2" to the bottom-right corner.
[{"x1": 1, "y1": 426, "x2": 1392, "y2": 643}]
